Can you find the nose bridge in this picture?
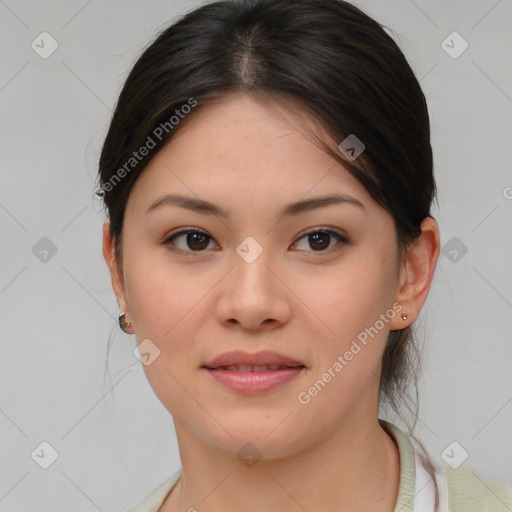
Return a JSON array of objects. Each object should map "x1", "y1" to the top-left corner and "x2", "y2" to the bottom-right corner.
[
  {"x1": 216, "y1": 233, "x2": 290, "y2": 329},
  {"x1": 233, "y1": 234, "x2": 274, "y2": 294}
]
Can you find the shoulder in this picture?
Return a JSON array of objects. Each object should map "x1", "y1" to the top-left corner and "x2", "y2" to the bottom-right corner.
[
  {"x1": 379, "y1": 420, "x2": 512, "y2": 512},
  {"x1": 124, "y1": 469, "x2": 182, "y2": 512},
  {"x1": 445, "y1": 464, "x2": 512, "y2": 512}
]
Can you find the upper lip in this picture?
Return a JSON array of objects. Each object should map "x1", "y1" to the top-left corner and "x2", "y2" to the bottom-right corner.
[{"x1": 202, "y1": 350, "x2": 306, "y2": 368}]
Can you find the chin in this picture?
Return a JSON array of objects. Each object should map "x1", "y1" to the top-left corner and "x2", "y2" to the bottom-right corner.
[{"x1": 204, "y1": 424, "x2": 303, "y2": 460}]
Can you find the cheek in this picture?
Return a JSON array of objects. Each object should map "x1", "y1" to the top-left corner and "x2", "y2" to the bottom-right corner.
[
  {"x1": 123, "y1": 247, "x2": 202, "y2": 338},
  {"x1": 304, "y1": 258, "x2": 394, "y2": 341},
  {"x1": 298, "y1": 254, "x2": 396, "y2": 396},
  {"x1": 294, "y1": 274, "x2": 391, "y2": 423},
  {"x1": 122, "y1": 248, "x2": 217, "y2": 376},
  {"x1": 123, "y1": 259, "x2": 206, "y2": 415}
]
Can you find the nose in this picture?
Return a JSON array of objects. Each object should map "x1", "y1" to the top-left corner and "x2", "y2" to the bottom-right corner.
[{"x1": 215, "y1": 243, "x2": 292, "y2": 331}]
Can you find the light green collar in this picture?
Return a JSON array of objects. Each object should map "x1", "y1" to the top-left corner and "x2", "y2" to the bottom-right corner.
[{"x1": 379, "y1": 419, "x2": 417, "y2": 512}]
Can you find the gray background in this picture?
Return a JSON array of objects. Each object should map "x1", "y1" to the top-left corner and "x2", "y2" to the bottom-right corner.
[{"x1": 1, "y1": 0, "x2": 511, "y2": 510}]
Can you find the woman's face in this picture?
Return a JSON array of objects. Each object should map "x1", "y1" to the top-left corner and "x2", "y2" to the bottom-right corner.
[{"x1": 105, "y1": 92, "x2": 413, "y2": 459}]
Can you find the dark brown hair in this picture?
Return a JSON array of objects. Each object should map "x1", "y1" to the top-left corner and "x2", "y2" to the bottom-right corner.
[{"x1": 98, "y1": 0, "x2": 439, "y2": 499}]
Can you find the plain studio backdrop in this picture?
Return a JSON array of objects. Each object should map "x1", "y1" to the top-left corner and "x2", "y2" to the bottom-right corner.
[{"x1": 0, "y1": 0, "x2": 511, "y2": 510}]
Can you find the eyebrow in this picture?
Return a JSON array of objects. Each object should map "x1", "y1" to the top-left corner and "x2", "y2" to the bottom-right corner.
[{"x1": 146, "y1": 192, "x2": 366, "y2": 219}]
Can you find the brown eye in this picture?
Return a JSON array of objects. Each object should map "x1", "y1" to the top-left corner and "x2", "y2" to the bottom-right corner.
[
  {"x1": 163, "y1": 229, "x2": 216, "y2": 253},
  {"x1": 293, "y1": 228, "x2": 348, "y2": 254}
]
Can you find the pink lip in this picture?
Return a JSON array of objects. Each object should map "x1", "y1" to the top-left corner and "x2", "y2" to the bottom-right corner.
[
  {"x1": 202, "y1": 366, "x2": 306, "y2": 394},
  {"x1": 202, "y1": 349, "x2": 306, "y2": 368}
]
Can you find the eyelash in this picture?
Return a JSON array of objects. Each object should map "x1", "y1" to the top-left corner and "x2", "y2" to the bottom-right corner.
[{"x1": 162, "y1": 227, "x2": 348, "y2": 257}]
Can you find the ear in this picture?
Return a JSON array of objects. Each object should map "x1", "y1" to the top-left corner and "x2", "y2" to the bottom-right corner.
[
  {"x1": 389, "y1": 216, "x2": 440, "y2": 329},
  {"x1": 102, "y1": 220, "x2": 134, "y2": 333}
]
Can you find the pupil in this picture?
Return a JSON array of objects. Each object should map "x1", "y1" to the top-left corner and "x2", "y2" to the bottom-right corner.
[
  {"x1": 310, "y1": 232, "x2": 329, "y2": 250},
  {"x1": 188, "y1": 233, "x2": 208, "y2": 250}
]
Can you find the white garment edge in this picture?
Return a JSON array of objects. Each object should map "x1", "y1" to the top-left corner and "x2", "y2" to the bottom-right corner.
[{"x1": 413, "y1": 450, "x2": 450, "y2": 512}]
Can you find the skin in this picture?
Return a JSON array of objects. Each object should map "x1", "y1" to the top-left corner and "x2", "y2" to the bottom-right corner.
[{"x1": 103, "y1": 91, "x2": 440, "y2": 512}]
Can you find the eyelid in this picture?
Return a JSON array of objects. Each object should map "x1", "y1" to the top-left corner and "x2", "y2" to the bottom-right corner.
[
  {"x1": 291, "y1": 227, "x2": 348, "y2": 255},
  {"x1": 162, "y1": 227, "x2": 218, "y2": 253},
  {"x1": 294, "y1": 226, "x2": 349, "y2": 243}
]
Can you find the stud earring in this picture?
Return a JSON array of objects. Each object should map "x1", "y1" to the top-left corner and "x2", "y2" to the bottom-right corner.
[
  {"x1": 401, "y1": 313, "x2": 408, "y2": 321},
  {"x1": 119, "y1": 312, "x2": 132, "y2": 333}
]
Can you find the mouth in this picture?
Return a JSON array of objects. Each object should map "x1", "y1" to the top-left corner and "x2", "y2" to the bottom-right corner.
[
  {"x1": 201, "y1": 349, "x2": 306, "y2": 370},
  {"x1": 200, "y1": 364, "x2": 307, "y2": 394},
  {"x1": 200, "y1": 350, "x2": 307, "y2": 393},
  {"x1": 202, "y1": 364, "x2": 306, "y2": 372}
]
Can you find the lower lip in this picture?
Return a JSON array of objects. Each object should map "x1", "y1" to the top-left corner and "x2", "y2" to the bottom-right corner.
[{"x1": 202, "y1": 367, "x2": 306, "y2": 394}]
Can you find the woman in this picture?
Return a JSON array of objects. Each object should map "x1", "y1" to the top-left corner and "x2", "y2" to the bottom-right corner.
[{"x1": 97, "y1": 0, "x2": 512, "y2": 510}]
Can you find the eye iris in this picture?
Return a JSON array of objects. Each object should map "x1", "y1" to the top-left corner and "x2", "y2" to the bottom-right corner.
[
  {"x1": 188, "y1": 232, "x2": 209, "y2": 251},
  {"x1": 309, "y1": 232, "x2": 330, "y2": 251}
]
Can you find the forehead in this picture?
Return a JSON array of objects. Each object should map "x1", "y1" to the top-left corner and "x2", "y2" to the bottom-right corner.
[
  {"x1": 163, "y1": 93, "x2": 332, "y2": 167},
  {"x1": 125, "y1": 92, "x2": 375, "y2": 216}
]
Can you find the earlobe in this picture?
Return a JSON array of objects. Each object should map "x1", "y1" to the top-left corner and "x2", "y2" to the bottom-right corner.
[{"x1": 390, "y1": 217, "x2": 440, "y2": 329}]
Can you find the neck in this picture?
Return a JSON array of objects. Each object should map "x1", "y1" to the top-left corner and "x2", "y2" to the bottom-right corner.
[{"x1": 162, "y1": 414, "x2": 400, "y2": 512}]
